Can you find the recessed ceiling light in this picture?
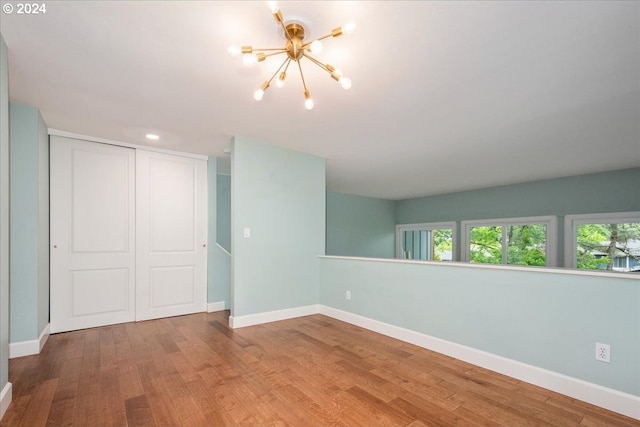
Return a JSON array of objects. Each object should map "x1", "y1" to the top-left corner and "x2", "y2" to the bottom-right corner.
[{"x1": 145, "y1": 133, "x2": 159, "y2": 140}]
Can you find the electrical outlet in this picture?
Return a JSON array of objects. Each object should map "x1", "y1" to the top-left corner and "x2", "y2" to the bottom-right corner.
[
  {"x1": 346, "y1": 290, "x2": 351, "y2": 301},
  {"x1": 595, "y1": 342, "x2": 610, "y2": 363}
]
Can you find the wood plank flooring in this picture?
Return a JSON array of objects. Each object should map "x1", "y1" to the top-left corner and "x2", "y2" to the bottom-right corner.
[{"x1": 1, "y1": 311, "x2": 638, "y2": 426}]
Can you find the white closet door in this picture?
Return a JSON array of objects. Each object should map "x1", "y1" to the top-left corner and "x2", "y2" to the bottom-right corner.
[
  {"x1": 50, "y1": 137, "x2": 136, "y2": 333},
  {"x1": 135, "y1": 150, "x2": 207, "y2": 321}
]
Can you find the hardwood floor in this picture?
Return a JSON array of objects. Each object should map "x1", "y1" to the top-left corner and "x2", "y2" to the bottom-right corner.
[{"x1": 1, "y1": 311, "x2": 638, "y2": 426}]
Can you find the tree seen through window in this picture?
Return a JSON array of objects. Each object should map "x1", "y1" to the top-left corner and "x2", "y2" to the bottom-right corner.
[
  {"x1": 576, "y1": 223, "x2": 640, "y2": 271},
  {"x1": 470, "y1": 224, "x2": 547, "y2": 266}
]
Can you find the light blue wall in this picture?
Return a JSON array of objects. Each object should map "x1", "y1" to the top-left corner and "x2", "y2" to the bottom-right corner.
[
  {"x1": 326, "y1": 191, "x2": 395, "y2": 258},
  {"x1": 319, "y1": 257, "x2": 640, "y2": 396},
  {"x1": 37, "y1": 112, "x2": 48, "y2": 334},
  {"x1": 207, "y1": 157, "x2": 230, "y2": 308},
  {"x1": 9, "y1": 103, "x2": 49, "y2": 343},
  {"x1": 231, "y1": 136, "x2": 325, "y2": 317},
  {"x1": 396, "y1": 168, "x2": 640, "y2": 264},
  {"x1": 0, "y1": 34, "x2": 10, "y2": 400},
  {"x1": 216, "y1": 172, "x2": 231, "y2": 252}
]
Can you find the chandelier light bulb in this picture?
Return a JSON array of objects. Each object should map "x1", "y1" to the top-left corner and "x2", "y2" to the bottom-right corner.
[
  {"x1": 242, "y1": 53, "x2": 258, "y2": 67},
  {"x1": 304, "y1": 91, "x2": 314, "y2": 110},
  {"x1": 339, "y1": 76, "x2": 352, "y2": 90},
  {"x1": 342, "y1": 20, "x2": 357, "y2": 35},
  {"x1": 305, "y1": 97, "x2": 314, "y2": 110},
  {"x1": 253, "y1": 88, "x2": 265, "y2": 101},
  {"x1": 266, "y1": 1, "x2": 279, "y2": 14},
  {"x1": 227, "y1": 45, "x2": 242, "y2": 57},
  {"x1": 309, "y1": 40, "x2": 323, "y2": 54},
  {"x1": 276, "y1": 72, "x2": 286, "y2": 88}
]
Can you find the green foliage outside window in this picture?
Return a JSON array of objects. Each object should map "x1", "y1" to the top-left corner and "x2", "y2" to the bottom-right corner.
[
  {"x1": 507, "y1": 225, "x2": 546, "y2": 266},
  {"x1": 470, "y1": 224, "x2": 546, "y2": 266},
  {"x1": 470, "y1": 226, "x2": 502, "y2": 264},
  {"x1": 433, "y1": 228, "x2": 453, "y2": 261},
  {"x1": 576, "y1": 223, "x2": 640, "y2": 270}
]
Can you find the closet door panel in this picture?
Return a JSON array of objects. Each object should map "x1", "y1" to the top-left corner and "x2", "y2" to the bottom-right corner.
[
  {"x1": 136, "y1": 150, "x2": 207, "y2": 321},
  {"x1": 50, "y1": 137, "x2": 136, "y2": 333}
]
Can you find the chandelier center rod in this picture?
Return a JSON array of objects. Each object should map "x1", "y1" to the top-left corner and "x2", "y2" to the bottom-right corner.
[{"x1": 284, "y1": 22, "x2": 306, "y2": 61}]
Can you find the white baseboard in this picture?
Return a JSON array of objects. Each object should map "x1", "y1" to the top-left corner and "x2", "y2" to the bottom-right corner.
[
  {"x1": 319, "y1": 305, "x2": 640, "y2": 421},
  {"x1": 0, "y1": 382, "x2": 12, "y2": 419},
  {"x1": 207, "y1": 301, "x2": 227, "y2": 313},
  {"x1": 9, "y1": 323, "x2": 50, "y2": 359},
  {"x1": 39, "y1": 323, "x2": 50, "y2": 352},
  {"x1": 229, "y1": 304, "x2": 320, "y2": 329}
]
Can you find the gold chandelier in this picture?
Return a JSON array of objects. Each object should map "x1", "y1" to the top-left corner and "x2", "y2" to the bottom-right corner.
[{"x1": 228, "y1": 1, "x2": 356, "y2": 110}]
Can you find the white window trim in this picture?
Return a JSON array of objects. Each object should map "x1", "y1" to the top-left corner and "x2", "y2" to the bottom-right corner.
[
  {"x1": 396, "y1": 221, "x2": 457, "y2": 261},
  {"x1": 564, "y1": 211, "x2": 640, "y2": 269},
  {"x1": 461, "y1": 216, "x2": 557, "y2": 266}
]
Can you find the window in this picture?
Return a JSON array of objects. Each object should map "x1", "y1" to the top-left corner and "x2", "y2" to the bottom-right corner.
[
  {"x1": 462, "y1": 216, "x2": 557, "y2": 267},
  {"x1": 396, "y1": 222, "x2": 456, "y2": 261},
  {"x1": 564, "y1": 212, "x2": 640, "y2": 272}
]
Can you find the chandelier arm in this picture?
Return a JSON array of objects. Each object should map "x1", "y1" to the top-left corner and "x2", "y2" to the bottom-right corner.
[
  {"x1": 302, "y1": 53, "x2": 331, "y2": 74},
  {"x1": 272, "y1": 10, "x2": 291, "y2": 42},
  {"x1": 282, "y1": 58, "x2": 292, "y2": 74},
  {"x1": 277, "y1": 20, "x2": 293, "y2": 42},
  {"x1": 296, "y1": 59, "x2": 309, "y2": 93},
  {"x1": 301, "y1": 26, "x2": 345, "y2": 48},
  {"x1": 302, "y1": 33, "x2": 333, "y2": 49},
  {"x1": 266, "y1": 57, "x2": 291, "y2": 84},
  {"x1": 262, "y1": 51, "x2": 288, "y2": 59},
  {"x1": 252, "y1": 47, "x2": 288, "y2": 52}
]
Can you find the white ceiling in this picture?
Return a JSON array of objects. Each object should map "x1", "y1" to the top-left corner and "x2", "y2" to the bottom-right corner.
[{"x1": 1, "y1": 1, "x2": 639, "y2": 200}]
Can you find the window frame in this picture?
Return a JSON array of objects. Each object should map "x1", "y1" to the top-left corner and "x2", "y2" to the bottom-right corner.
[
  {"x1": 461, "y1": 215, "x2": 557, "y2": 266},
  {"x1": 396, "y1": 221, "x2": 457, "y2": 261},
  {"x1": 564, "y1": 211, "x2": 640, "y2": 270}
]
